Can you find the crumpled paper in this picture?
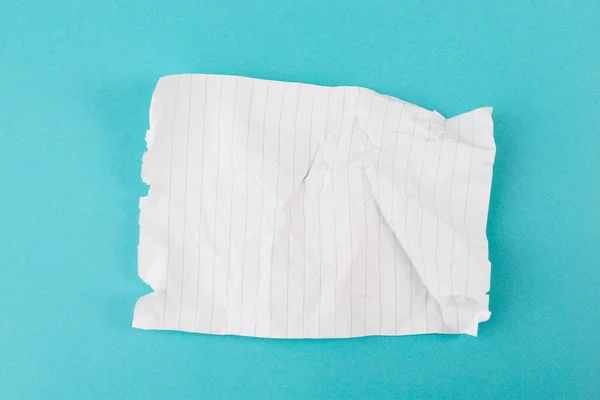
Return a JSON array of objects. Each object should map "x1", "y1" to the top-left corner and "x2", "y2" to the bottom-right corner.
[{"x1": 133, "y1": 74, "x2": 495, "y2": 338}]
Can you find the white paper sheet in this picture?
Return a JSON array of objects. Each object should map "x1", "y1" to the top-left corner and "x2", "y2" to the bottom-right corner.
[{"x1": 132, "y1": 74, "x2": 495, "y2": 338}]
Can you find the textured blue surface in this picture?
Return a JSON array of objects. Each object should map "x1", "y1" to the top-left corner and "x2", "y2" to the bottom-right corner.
[{"x1": 1, "y1": 1, "x2": 599, "y2": 398}]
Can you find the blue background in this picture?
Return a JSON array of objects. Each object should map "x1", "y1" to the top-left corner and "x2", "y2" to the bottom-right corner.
[{"x1": 1, "y1": 1, "x2": 599, "y2": 398}]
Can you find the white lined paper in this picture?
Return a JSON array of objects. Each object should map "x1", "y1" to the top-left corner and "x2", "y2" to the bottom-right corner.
[{"x1": 133, "y1": 74, "x2": 495, "y2": 338}]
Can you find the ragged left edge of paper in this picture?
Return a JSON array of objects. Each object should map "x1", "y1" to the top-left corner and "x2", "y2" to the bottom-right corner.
[{"x1": 133, "y1": 77, "x2": 171, "y2": 330}]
